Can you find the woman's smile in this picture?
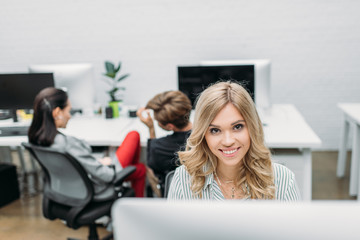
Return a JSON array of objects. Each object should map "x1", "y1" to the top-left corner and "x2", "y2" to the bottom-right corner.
[{"x1": 220, "y1": 147, "x2": 240, "y2": 156}]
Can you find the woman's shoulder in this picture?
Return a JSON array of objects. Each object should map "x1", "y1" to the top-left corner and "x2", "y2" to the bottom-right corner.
[
  {"x1": 272, "y1": 162, "x2": 296, "y2": 185},
  {"x1": 167, "y1": 165, "x2": 193, "y2": 200},
  {"x1": 272, "y1": 162, "x2": 295, "y2": 177},
  {"x1": 172, "y1": 165, "x2": 192, "y2": 185},
  {"x1": 272, "y1": 162, "x2": 300, "y2": 200},
  {"x1": 174, "y1": 165, "x2": 190, "y2": 177},
  {"x1": 52, "y1": 133, "x2": 67, "y2": 147},
  {"x1": 52, "y1": 133, "x2": 86, "y2": 149},
  {"x1": 53, "y1": 132, "x2": 74, "y2": 143}
]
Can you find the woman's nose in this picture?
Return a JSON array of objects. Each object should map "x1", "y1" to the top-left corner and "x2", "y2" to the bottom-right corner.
[{"x1": 221, "y1": 131, "x2": 235, "y2": 146}]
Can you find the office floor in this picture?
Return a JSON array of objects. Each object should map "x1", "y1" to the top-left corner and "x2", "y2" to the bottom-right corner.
[
  {"x1": 0, "y1": 151, "x2": 110, "y2": 240},
  {"x1": 312, "y1": 151, "x2": 355, "y2": 200},
  {"x1": 0, "y1": 150, "x2": 356, "y2": 240}
]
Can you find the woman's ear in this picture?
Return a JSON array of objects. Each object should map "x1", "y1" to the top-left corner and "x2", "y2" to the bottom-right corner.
[
  {"x1": 52, "y1": 107, "x2": 61, "y2": 120},
  {"x1": 165, "y1": 123, "x2": 176, "y2": 131}
]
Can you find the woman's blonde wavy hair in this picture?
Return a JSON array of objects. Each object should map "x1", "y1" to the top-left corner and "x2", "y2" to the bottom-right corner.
[{"x1": 178, "y1": 81, "x2": 275, "y2": 199}]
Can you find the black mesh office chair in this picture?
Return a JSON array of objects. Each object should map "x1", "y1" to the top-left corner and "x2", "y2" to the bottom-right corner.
[{"x1": 22, "y1": 142, "x2": 135, "y2": 240}]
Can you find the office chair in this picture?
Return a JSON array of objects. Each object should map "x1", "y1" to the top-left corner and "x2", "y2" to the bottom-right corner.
[
  {"x1": 164, "y1": 170, "x2": 175, "y2": 198},
  {"x1": 22, "y1": 142, "x2": 136, "y2": 240}
]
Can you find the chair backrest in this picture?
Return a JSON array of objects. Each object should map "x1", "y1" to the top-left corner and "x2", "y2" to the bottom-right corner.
[
  {"x1": 22, "y1": 142, "x2": 93, "y2": 207},
  {"x1": 164, "y1": 170, "x2": 175, "y2": 198}
]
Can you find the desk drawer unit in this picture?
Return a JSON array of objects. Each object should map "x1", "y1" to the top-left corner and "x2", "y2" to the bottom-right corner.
[{"x1": 0, "y1": 163, "x2": 20, "y2": 207}]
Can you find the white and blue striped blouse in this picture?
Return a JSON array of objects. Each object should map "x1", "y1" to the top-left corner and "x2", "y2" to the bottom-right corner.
[{"x1": 167, "y1": 162, "x2": 300, "y2": 201}]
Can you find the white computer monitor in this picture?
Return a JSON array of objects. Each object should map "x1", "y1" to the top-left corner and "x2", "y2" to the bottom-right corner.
[
  {"x1": 200, "y1": 59, "x2": 271, "y2": 111},
  {"x1": 112, "y1": 198, "x2": 358, "y2": 240},
  {"x1": 28, "y1": 63, "x2": 95, "y2": 115}
]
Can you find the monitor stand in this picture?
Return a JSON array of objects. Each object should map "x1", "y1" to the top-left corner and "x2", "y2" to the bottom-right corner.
[{"x1": 11, "y1": 109, "x2": 18, "y2": 122}]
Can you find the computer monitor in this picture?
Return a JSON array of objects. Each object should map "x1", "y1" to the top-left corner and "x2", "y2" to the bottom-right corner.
[
  {"x1": 0, "y1": 73, "x2": 54, "y2": 122},
  {"x1": 112, "y1": 198, "x2": 358, "y2": 240},
  {"x1": 28, "y1": 63, "x2": 95, "y2": 115},
  {"x1": 178, "y1": 59, "x2": 271, "y2": 111},
  {"x1": 178, "y1": 65, "x2": 255, "y2": 108}
]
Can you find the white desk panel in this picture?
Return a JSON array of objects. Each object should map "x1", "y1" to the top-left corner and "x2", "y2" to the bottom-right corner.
[
  {"x1": 338, "y1": 103, "x2": 360, "y2": 123},
  {"x1": 337, "y1": 103, "x2": 360, "y2": 199},
  {"x1": 60, "y1": 116, "x2": 134, "y2": 146},
  {"x1": 0, "y1": 118, "x2": 30, "y2": 146}
]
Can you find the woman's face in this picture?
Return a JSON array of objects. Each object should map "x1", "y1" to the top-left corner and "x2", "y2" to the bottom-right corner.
[
  {"x1": 55, "y1": 100, "x2": 72, "y2": 128},
  {"x1": 204, "y1": 102, "x2": 251, "y2": 169}
]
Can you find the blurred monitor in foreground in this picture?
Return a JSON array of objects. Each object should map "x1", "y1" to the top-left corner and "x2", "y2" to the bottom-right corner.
[
  {"x1": 28, "y1": 63, "x2": 95, "y2": 115},
  {"x1": 112, "y1": 198, "x2": 358, "y2": 240}
]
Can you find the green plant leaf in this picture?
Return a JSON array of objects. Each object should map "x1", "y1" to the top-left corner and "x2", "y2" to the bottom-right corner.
[
  {"x1": 108, "y1": 87, "x2": 119, "y2": 94},
  {"x1": 104, "y1": 72, "x2": 116, "y2": 79},
  {"x1": 105, "y1": 61, "x2": 115, "y2": 75},
  {"x1": 117, "y1": 74, "x2": 130, "y2": 82},
  {"x1": 114, "y1": 62, "x2": 121, "y2": 73}
]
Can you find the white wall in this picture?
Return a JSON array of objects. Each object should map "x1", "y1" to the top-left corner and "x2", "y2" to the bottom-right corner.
[{"x1": 1, "y1": 0, "x2": 360, "y2": 149}]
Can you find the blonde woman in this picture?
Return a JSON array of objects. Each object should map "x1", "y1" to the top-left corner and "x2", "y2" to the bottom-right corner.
[{"x1": 167, "y1": 81, "x2": 300, "y2": 200}]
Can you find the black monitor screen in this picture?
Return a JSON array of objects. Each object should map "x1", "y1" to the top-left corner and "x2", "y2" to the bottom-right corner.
[
  {"x1": 178, "y1": 65, "x2": 255, "y2": 107},
  {"x1": 0, "y1": 73, "x2": 54, "y2": 109}
]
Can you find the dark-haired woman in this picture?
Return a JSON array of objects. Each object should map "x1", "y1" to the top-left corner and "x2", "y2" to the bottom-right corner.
[{"x1": 28, "y1": 87, "x2": 146, "y2": 198}]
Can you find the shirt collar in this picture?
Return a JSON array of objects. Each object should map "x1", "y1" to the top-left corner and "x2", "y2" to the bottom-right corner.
[
  {"x1": 205, "y1": 172, "x2": 214, "y2": 188},
  {"x1": 203, "y1": 163, "x2": 214, "y2": 189}
]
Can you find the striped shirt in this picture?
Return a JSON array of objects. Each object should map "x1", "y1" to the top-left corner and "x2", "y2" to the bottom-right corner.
[{"x1": 167, "y1": 162, "x2": 300, "y2": 201}]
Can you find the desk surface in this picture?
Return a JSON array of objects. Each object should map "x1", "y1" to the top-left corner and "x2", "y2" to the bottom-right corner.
[
  {"x1": 262, "y1": 104, "x2": 321, "y2": 148},
  {"x1": 338, "y1": 103, "x2": 360, "y2": 124},
  {"x1": 0, "y1": 104, "x2": 321, "y2": 148}
]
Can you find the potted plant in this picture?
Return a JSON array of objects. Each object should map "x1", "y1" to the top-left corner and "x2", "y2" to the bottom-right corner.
[{"x1": 103, "y1": 61, "x2": 130, "y2": 117}]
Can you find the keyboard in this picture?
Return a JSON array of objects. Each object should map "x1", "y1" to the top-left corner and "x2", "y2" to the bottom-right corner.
[{"x1": 0, "y1": 126, "x2": 29, "y2": 137}]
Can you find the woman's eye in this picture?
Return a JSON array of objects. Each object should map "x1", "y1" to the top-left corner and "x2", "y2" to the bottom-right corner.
[
  {"x1": 209, "y1": 128, "x2": 220, "y2": 134},
  {"x1": 234, "y1": 124, "x2": 244, "y2": 130}
]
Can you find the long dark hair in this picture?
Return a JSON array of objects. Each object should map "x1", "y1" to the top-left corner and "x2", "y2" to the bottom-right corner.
[{"x1": 28, "y1": 87, "x2": 68, "y2": 146}]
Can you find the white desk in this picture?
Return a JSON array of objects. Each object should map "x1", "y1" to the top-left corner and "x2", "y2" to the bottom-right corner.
[
  {"x1": 336, "y1": 103, "x2": 360, "y2": 199},
  {"x1": 0, "y1": 119, "x2": 32, "y2": 146},
  {"x1": 0, "y1": 119, "x2": 35, "y2": 174},
  {"x1": 0, "y1": 104, "x2": 321, "y2": 200},
  {"x1": 261, "y1": 104, "x2": 321, "y2": 201},
  {"x1": 60, "y1": 116, "x2": 135, "y2": 146}
]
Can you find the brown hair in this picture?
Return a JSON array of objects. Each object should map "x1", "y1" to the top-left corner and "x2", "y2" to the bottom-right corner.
[{"x1": 146, "y1": 90, "x2": 192, "y2": 129}]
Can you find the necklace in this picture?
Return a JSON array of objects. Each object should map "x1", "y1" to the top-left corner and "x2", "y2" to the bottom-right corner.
[{"x1": 214, "y1": 172, "x2": 236, "y2": 199}]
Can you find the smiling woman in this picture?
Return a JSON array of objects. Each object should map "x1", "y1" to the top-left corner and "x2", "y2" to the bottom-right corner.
[{"x1": 167, "y1": 81, "x2": 300, "y2": 201}]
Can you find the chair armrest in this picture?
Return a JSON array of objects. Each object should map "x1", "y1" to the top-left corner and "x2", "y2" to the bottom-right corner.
[{"x1": 113, "y1": 166, "x2": 136, "y2": 186}]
